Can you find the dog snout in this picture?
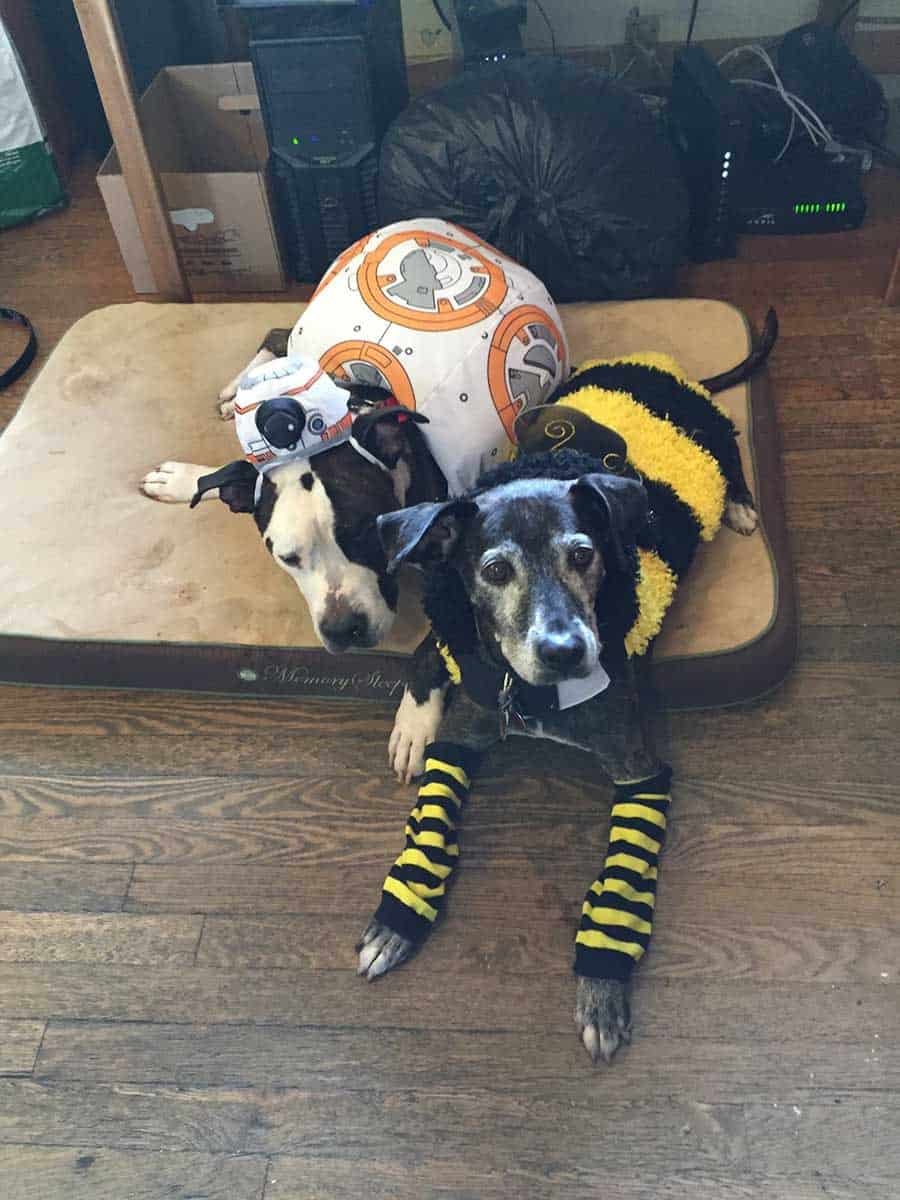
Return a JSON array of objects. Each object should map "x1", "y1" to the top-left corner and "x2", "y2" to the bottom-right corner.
[
  {"x1": 535, "y1": 631, "x2": 587, "y2": 674},
  {"x1": 319, "y1": 605, "x2": 372, "y2": 652}
]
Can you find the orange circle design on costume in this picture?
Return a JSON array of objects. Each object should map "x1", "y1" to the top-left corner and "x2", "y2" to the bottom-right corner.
[
  {"x1": 358, "y1": 230, "x2": 508, "y2": 331},
  {"x1": 319, "y1": 341, "x2": 416, "y2": 411},
  {"x1": 311, "y1": 234, "x2": 370, "y2": 299},
  {"x1": 488, "y1": 306, "x2": 567, "y2": 441}
]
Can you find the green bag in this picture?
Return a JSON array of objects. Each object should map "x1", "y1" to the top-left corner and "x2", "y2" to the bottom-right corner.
[{"x1": 0, "y1": 18, "x2": 66, "y2": 230}]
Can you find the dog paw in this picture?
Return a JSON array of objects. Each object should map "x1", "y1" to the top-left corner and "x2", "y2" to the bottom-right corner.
[
  {"x1": 724, "y1": 499, "x2": 758, "y2": 536},
  {"x1": 140, "y1": 462, "x2": 212, "y2": 504},
  {"x1": 218, "y1": 348, "x2": 279, "y2": 420},
  {"x1": 575, "y1": 976, "x2": 633, "y2": 1064},
  {"x1": 356, "y1": 920, "x2": 415, "y2": 981},
  {"x1": 388, "y1": 687, "x2": 445, "y2": 784}
]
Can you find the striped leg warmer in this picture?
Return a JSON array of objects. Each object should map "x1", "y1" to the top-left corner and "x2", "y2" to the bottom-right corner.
[
  {"x1": 373, "y1": 742, "x2": 477, "y2": 944},
  {"x1": 574, "y1": 765, "x2": 673, "y2": 981}
]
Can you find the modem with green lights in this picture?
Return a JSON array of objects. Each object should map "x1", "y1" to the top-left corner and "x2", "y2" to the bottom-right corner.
[{"x1": 731, "y1": 141, "x2": 866, "y2": 235}]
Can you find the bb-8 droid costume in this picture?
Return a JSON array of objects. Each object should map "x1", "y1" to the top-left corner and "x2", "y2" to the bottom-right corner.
[{"x1": 230, "y1": 219, "x2": 570, "y2": 493}]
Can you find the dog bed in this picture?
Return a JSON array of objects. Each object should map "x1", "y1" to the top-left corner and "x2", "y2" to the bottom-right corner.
[{"x1": 0, "y1": 299, "x2": 795, "y2": 708}]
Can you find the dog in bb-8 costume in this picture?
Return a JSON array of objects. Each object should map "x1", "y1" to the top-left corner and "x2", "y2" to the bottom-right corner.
[{"x1": 141, "y1": 220, "x2": 570, "y2": 662}]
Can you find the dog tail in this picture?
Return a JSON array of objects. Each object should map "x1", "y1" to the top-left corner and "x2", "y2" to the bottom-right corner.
[{"x1": 699, "y1": 308, "x2": 779, "y2": 395}]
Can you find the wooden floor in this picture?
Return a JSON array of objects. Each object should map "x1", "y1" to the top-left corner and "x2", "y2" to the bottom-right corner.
[{"x1": 0, "y1": 158, "x2": 898, "y2": 1200}]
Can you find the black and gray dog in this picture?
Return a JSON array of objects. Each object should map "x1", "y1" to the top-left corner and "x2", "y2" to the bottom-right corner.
[{"x1": 356, "y1": 326, "x2": 777, "y2": 1064}]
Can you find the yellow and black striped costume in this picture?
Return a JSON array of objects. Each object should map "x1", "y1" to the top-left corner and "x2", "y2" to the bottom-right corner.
[
  {"x1": 574, "y1": 766, "x2": 671, "y2": 980},
  {"x1": 555, "y1": 352, "x2": 734, "y2": 656},
  {"x1": 373, "y1": 742, "x2": 476, "y2": 944},
  {"x1": 374, "y1": 748, "x2": 672, "y2": 981}
]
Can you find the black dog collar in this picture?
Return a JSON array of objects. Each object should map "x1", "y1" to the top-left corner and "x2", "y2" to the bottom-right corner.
[
  {"x1": 452, "y1": 651, "x2": 610, "y2": 739},
  {"x1": 0, "y1": 308, "x2": 37, "y2": 390}
]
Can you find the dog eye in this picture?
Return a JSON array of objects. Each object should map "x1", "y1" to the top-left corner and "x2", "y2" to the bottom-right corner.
[
  {"x1": 569, "y1": 545, "x2": 595, "y2": 570},
  {"x1": 482, "y1": 559, "x2": 513, "y2": 586}
]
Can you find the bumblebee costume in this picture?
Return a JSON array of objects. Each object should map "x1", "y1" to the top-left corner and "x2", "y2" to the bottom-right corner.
[{"x1": 372, "y1": 353, "x2": 734, "y2": 980}]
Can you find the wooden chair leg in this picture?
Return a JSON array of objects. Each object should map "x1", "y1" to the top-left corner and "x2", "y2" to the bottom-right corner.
[
  {"x1": 72, "y1": 0, "x2": 190, "y2": 301},
  {"x1": 886, "y1": 245, "x2": 900, "y2": 307}
]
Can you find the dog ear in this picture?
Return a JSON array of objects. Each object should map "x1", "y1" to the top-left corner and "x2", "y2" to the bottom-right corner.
[
  {"x1": 190, "y1": 461, "x2": 259, "y2": 513},
  {"x1": 377, "y1": 498, "x2": 476, "y2": 574},
  {"x1": 352, "y1": 406, "x2": 429, "y2": 470},
  {"x1": 570, "y1": 472, "x2": 648, "y2": 546}
]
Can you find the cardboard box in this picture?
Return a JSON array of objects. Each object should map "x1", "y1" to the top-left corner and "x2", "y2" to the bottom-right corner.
[{"x1": 98, "y1": 63, "x2": 285, "y2": 293}]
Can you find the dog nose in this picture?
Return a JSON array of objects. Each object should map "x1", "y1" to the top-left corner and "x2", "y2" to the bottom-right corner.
[
  {"x1": 320, "y1": 610, "x2": 370, "y2": 651},
  {"x1": 535, "y1": 632, "x2": 586, "y2": 673}
]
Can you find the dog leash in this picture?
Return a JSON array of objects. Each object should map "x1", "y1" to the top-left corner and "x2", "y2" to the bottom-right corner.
[{"x1": 0, "y1": 308, "x2": 37, "y2": 390}]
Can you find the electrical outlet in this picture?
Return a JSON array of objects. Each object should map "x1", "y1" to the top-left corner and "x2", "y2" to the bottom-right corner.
[{"x1": 625, "y1": 7, "x2": 659, "y2": 50}]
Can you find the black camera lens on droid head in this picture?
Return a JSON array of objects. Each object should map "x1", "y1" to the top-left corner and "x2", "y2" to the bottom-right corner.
[{"x1": 256, "y1": 396, "x2": 306, "y2": 450}]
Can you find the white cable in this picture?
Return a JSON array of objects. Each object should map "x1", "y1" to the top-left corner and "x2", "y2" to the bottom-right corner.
[
  {"x1": 720, "y1": 46, "x2": 831, "y2": 143},
  {"x1": 731, "y1": 79, "x2": 825, "y2": 151},
  {"x1": 720, "y1": 44, "x2": 831, "y2": 142},
  {"x1": 719, "y1": 43, "x2": 833, "y2": 162}
]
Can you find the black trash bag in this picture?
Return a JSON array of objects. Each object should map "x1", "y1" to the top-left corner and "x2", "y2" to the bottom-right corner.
[{"x1": 378, "y1": 57, "x2": 689, "y2": 302}]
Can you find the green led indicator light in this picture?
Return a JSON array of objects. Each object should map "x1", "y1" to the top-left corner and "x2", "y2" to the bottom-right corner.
[
  {"x1": 292, "y1": 137, "x2": 300, "y2": 145},
  {"x1": 797, "y1": 201, "x2": 846, "y2": 215}
]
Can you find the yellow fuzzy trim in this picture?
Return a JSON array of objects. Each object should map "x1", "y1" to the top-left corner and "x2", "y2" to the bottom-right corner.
[
  {"x1": 436, "y1": 640, "x2": 462, "y2": 686},
  {"x1": 563, "y1": 384, "x2": 725, "y2": 539},
  {"x1": 625, "y1": 548, "x2": 678, "y2": 657},
  {"x1": 572, "y1": 351, "x2": 730, "y2": 418}
]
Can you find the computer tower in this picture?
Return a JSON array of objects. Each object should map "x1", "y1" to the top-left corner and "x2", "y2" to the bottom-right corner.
[
  {"x1": 219, "y1": 1, "x2": 407, "y2": 281},
  {"x1": 270, "y1": 143, "x2": 378, "y2": 281},
  {"x1": 221, "y1": 1, "x2": 407, "y2": 162},
  {"x1": 669, "y1": 46, "x2": 751, "y2": 262}
]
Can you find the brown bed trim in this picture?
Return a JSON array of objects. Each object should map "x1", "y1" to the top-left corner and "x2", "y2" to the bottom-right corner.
[
  {"x1": 0, "y1": 373, "x2": 796, "y2": 709},
  {"x1": 650, "y1": 369, "x2": 798, "y2": 709}
]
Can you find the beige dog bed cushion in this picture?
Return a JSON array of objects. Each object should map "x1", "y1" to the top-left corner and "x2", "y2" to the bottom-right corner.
[{"x1": 0, "y1": 299, "x2": 795, "y2": 708}]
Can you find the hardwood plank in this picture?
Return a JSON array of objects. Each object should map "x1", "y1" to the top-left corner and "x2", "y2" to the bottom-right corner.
[
  {"x1": 33, "y1": 1021, "x2": 899, "y2": 1102},
  {"x1": 264, "y1": 1157, "x2": 884, "y2": 1200},
  {"x1": 0, "y1": 802, "x2": 897, "y2": 877},
  {"x1": 0, "y1": 914, "x2": 202, "y2": 965},
  {"x1": 0, "y1": 965, "x2": 895, "y2": 1044},
  {"x1": 191, "y1": 906, "x2": 899, "y2": 983},
  {"x1": 0, "y1": 1079, "x2": 746, "y2": 1166},
  {"x1": 0, "y1": 1021, "x2": 44, "y2": 1077},
  {"x1": 4, "y1": 757, "x2": 897, "y2": 836},
  {"x1": 781, "y1": 450, "x2": 900, "y2": 530},
  {"x1": 0, "y1": 690, "x2": 396, "y2": 739},
  {"x1": 800, "y1": 626, "x2": 900, "y2": 663},
  {"x1": 0, "y1": 865, "x2": 131, "y2": 913},
  {"x1": 792, "y1": 532, "x2": 900, "y2": 627},
  {"x1": 0, "y1": 716, "x2": 895, "y2": 782},
  {"x1": 125, "y1": 786, "x2": 900, "y2": 916},
  {"x1": 0, "y1": 1144, "x2": 265, "y2": 1200},
  {"x1": 665, "y1": 736, "x2": 895, "y2": 785},
  {"x1": 0, "y1": 772, "x2": 380, "y2": 820},
  {"x1": 746, "y1": 1100, "x2": 900, "y2": 1185}
]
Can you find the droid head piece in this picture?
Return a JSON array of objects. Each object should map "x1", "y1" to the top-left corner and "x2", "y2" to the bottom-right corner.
[{"x1": 233, "y1": 354, "x2": 356, "y2": 471}]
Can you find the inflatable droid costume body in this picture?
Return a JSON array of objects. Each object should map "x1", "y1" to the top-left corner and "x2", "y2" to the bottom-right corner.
[{"x1": 198, "y1": 219, "x2": 570, "y2": 500}]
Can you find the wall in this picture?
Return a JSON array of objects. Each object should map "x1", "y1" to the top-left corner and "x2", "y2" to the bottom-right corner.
[{"x1": 402, "y1": 0, "x2": 822, "y2": 62}]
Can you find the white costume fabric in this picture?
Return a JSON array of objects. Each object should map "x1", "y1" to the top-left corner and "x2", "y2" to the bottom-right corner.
[
  {"x1": 233, "y1": 355, "x2": 359, "y2": 472},
  {"x1": 271, "y1": 218, "x2": 571, "y2": 494}
]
